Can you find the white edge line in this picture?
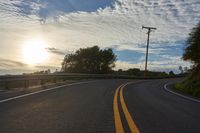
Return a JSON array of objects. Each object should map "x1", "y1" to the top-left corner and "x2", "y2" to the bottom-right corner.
[
  {"x1": 164, "y1": 83, "x2": 200, "y2": 103},
  {"x1": 0, "y1": 80, "x2": 96, "y2": 103}
]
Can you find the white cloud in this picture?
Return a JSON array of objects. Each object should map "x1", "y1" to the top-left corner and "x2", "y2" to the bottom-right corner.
[
  {"x1": 115, "y1": 60, "x2": 142, "y2": 70},
  {"x1": 0, "y1": 0, "x2": 199, "y2": 74},
  {"x1": 115, "y1": 58, "x2": 191, "y2": 74}
]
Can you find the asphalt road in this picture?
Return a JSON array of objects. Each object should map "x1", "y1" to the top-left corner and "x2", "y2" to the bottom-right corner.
[{"x1": 0, "y1": 78, "x2": 199, "y2": 133}]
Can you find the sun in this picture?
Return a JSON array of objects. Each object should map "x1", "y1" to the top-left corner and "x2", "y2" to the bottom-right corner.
[{"x1": 22, "y1": 39, "x2": 48, "y2": 65}]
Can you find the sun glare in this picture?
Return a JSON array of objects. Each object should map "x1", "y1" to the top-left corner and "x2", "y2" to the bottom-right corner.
[{"x1": 22, "y1": 39, "x2": 48, "y2": 65}]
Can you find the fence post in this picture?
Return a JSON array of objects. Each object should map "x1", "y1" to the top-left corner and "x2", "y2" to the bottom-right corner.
[
  {"x1": 40, "y1": 79, "x2": 45, "y2": 86},
  {"x1": 24, "y1": 80, "x2": 29, "y2": 88},
  {"x1": 5, "y1": 81, "x2": 9, "y2": 90}
]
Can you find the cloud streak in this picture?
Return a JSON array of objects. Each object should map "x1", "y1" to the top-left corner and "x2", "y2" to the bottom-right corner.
[
  {"x1": 0, "y1": 58, "x2": 27, "y2": 68},
  {"x1": 0, "y1": 58, "x2": 60, "y2": 75},
  {"x1": 46, "y1": 47, "x2": 66, "y2": 55}
]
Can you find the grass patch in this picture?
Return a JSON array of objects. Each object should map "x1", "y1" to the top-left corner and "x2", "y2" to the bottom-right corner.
[{"x1": 175, "y1": 77, "x2": 200, "y2": 98}]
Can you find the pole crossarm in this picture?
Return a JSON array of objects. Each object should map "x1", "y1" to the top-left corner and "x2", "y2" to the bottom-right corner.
[
  {"x1": 142, "y1": 26, "x2": 156, "y2": 76},
  {"x1": 142, "y1": 26, "x2": 156, "y2": 30}
]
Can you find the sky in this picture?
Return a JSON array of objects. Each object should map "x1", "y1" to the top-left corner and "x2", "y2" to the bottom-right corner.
[{"x1": 0, "y1": 0, "x2": 200, "y2": 75}]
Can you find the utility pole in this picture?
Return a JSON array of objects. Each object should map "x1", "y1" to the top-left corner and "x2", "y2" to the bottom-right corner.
[{"x1": 142, "y1": 26, "x2": 156, "y2": 77}]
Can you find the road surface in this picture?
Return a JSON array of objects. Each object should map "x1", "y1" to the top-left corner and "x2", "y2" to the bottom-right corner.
[{"x1": 0, "y1": 78, "x2": 200, "y2": 133}]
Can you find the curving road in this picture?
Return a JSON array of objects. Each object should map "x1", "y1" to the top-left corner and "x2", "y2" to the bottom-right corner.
[
  {"x1": 124, "y1": 79, "x2": 200, "y2": 133},
  {"x1": 0, "y1": 78, "x2": 199, "y2": 133}
]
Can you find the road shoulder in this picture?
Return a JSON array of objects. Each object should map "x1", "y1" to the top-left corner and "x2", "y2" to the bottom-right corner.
[
  {"x1": 164, "y1": 83, "x2": 200, "y2": 103},
  {"x1": 0, "y1": 79, "x2": 95, "y2": 103}
]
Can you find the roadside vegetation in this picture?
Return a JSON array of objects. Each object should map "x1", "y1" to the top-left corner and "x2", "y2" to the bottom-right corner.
[
  {"x1": 114, "y1": 68, "x2": 170, "y2": 78},
  {"x1": 60, "y1": 45, "x2": 180, "y2": 78},
  {"x1": 176, "y1": 22, "x2": 200, "y2": 98}
]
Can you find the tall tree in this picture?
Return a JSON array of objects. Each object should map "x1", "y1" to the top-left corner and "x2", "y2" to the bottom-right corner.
[
  {"x1": 183, "y1": 22, "x2": 200, "y2": 77},
  {"x1": 61, "y1": 46, "x2": 116, "y2": 74}
]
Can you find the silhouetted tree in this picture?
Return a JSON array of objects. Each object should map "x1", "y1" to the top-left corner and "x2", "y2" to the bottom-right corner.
[
  {"x1": 33, "y1": 69, "x2": 50, "y2": 74},
  {"x1": 183, "y1": 22, "x2": 200, "y2": 77},
  {"x1": 118, "y1": 69, "x2": 123, "y2": 72},
  {"x1": 127, "y1": 68, "x2": 141, "y2": 76},
  {"x1": 61, "y1": 46, "x2": 116, "y2": 74},
  {"x1": 169, "y1": 71, "x2": 175, "y2": 76}
]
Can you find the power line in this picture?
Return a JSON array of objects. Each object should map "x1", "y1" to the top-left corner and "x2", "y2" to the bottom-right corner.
[{"x1": 142, "y1": 26, "x2": 156, "y2": 77}]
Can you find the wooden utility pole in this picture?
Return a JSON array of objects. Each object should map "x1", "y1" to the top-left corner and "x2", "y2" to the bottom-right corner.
[{"x1": 142, "y1": 26, "x2": 156, "y2": 76}]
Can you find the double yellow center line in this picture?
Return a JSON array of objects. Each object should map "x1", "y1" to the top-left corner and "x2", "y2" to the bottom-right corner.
[{"x1": 113, "y1": 81, "x2": 141, "y2": 133}]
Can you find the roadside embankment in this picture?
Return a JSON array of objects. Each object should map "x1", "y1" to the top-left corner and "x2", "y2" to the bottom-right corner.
[{"x1": 176, "y1": 76, "x2": 200, "y2": 98}]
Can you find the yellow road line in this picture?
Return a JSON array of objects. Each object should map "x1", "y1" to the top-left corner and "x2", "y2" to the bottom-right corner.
[
  {"x1": 113, "y1": 84, "x2": 124, "y2": 133},
  {"x1": 120, "y1": 82, "x2": 140, "y2": 133}
]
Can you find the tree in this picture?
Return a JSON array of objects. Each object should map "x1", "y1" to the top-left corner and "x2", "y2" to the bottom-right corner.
[
  {"x1": 183, "y1": 22, "x2": 200, "y2": 77},
  {"x1": 127, "y1": 68, "x2": 141, "y2": 76},
  {"x1": 169, "y1": 70, "x2": 175, "y2": 76},
  {"x1": 61, "y1": 46, "x2": 116, "y2": 74}
]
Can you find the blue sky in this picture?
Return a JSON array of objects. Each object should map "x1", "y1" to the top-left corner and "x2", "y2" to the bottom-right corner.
[{"x1": 0, "y1": 0, "x2": 199, "y2": 74}]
